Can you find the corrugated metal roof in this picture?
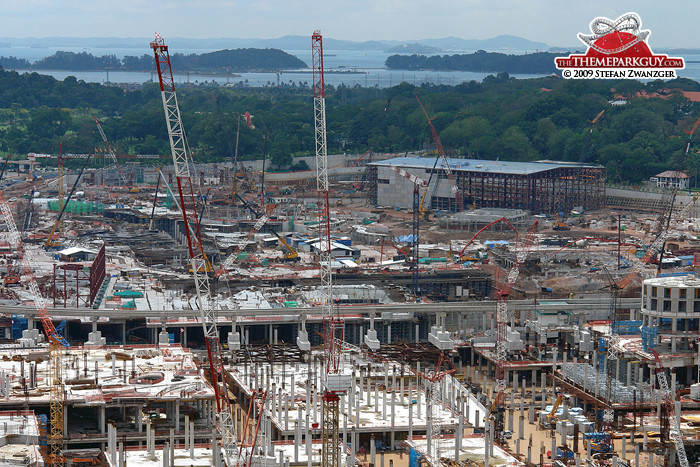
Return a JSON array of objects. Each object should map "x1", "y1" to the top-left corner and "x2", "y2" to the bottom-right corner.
[{"x1": 369, "y1": 156, "x2": 602, "y2": 175}]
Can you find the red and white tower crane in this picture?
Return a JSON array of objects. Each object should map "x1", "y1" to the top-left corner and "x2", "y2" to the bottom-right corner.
[
  {"x1": 492, "y1": 221, "x2": 538, "y2": 442},
  {"x1": 416, "y1": 96, "x2": 464, "y2": 212},
  {"x1": 151, "y1": 34, "x2": 240, "y2": 463},
  {"x1": 311, "y1": 30, "x2": 350, "y2": 467}
]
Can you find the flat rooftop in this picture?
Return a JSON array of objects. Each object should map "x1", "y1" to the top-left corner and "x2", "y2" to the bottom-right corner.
[{"x1": 370, "y1": 156, "x2": 602, "y2": 176}]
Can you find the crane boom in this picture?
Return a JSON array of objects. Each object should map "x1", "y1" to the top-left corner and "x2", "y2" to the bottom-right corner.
[
  {"x1": 44, "y1": 152, "x2": 93, "y2": 248},
  {"x1": 459, "y1": 217, "x2": 519, "y2": 258},
  {"x1": 93, "y1": 116, "x2": 128, "y2": 186},
  {"x1": 0, "y1": 189, "x2": 69, "y2": 467},
  {"x1": 151, "y1": 34, "x2": 238, "y2": 463},
  {"x1": 416, "y1": 96, "x2": 464, "y2": 211},
  {"x1": 616, "y1": 194, "x2": 698, "y2": 290}
]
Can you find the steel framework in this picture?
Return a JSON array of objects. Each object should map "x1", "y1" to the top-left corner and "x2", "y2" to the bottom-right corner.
[
  {"x1": 151, "y1": 33, "x2": 238, "y2": 463},
  {"x1": 0, "y1": 191, "x2": 69, "y2": 466},
  {"x1": 313, "y1": 30, "x2": 347, "y2": 467},
  {"x1": 493, "y1": 221, "x2": 538, "y2": 442}
]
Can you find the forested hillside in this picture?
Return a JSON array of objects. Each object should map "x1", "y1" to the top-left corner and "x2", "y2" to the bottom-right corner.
[
  {"x1": 386, "y1": 51, "x2": 560, "y2": 74},
  {"x1": 0, "y1": 66, "x2": 698, "y2": 184},
  {"x1": 0, "y1": 49, "x2": 307, "y2": 72}
]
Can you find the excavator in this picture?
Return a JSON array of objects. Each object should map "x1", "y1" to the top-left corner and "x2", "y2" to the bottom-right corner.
[
  {"x1": 234, "y1": 194, "x2": 299, "y2": 262},
  {"x1": 539, "y1": 394, "x2": 564, "y2": 428},
  {"x1": 582, "y1": 432, "x2": 613, "y2": 454}
]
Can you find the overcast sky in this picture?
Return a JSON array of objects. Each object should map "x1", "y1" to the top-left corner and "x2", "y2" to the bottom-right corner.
[{"x1": 1, "y1": 0, "x2": 697, "y2": 48}]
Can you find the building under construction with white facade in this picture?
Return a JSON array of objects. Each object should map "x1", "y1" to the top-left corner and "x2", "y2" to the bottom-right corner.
[{"x1": 367, "y1": 157, "x2": 606, "y2": 213}]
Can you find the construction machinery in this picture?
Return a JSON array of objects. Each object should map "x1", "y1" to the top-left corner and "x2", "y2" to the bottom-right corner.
[
  {"x1": 493, "y1": 220, "x2": 538, "y2": 443},
  {"x1": 312, "y1": 30, "x2": 348, "y2": 467},
  {"x1": 151, "y1": 34, "x2": 239, "y2": 464},
  {"x1": 44, "y1": 152, "x2": 93, "y2": 249},
  {"x1": 458, "y1": 217, "x2": 518, "y2": 262},
  {"x1": 539, "y1": 394, "x2": 564, "y2": 429},
  {"x1": 232, "y1": 193, "x2": 299, "y2": 261},
  {"x1": 0, "y1": 188, "x2": 69, "y2": 466},
  {"x1": 93, "y1": 115, "x2": 128, "y2": 186},
  {"x1": 388, "y1": 164, "x2": 428, "y2": 293},
  {"x1": 683, "y1": 116, "x2": 700, "y2": 157},
  {"x1": 237, "y1": 390, "x2": 268, "y2": 467},
  {"x1": 416, "y1": 96, "x2": 464, "y2": 212},
  {"x1": 651, "y1": 349, "x2": 689, "y2": 467},
  {"x1": 582, "y1": 432, "x2": 613, "y2": 454},
  {"x1": 552, "y1": 213, "x2": 570, "y2": 231}
]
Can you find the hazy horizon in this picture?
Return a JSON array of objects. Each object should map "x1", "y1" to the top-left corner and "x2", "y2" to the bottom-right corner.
[{"x1": 0, "y1": 1, "x2": 696, "y2": 49}]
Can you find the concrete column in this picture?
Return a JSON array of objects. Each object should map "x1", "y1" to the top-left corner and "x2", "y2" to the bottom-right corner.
[
  {"x1": 175, "y1": 401, "x2": 180, "y2": 432},
  {"x1": 169, "y1": 428, "x2": 175, "y2": 467},
  {"x1": 162, "y1": 442, "x2": 169, "y2": 467},
  {"x1": 455, "y1": 414, "x2": 463, "y2": 462}
]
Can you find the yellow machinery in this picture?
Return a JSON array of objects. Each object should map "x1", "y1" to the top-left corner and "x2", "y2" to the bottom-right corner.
[{"x1": 540, "y1": 394, "x2": 564, "y2": 428}]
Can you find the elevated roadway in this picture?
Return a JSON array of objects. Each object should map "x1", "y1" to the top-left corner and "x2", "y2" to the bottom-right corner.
[{"x1": 5, "y1": 296, "x2": 638, "y2": 324}]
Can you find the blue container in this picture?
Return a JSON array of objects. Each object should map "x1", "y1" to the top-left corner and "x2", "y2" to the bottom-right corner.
[{"x1": 11, "y1": 315, "x2": 27, "y2": 340}]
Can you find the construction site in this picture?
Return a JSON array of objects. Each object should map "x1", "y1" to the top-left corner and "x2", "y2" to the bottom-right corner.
[{"x1": 0, "y1": 31, "x2": 699, "y2": 467}]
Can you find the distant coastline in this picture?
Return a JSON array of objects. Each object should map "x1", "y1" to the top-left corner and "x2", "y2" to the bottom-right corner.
[{"x1": 0, "y1": 48, "x2": 307, "y2": 73}]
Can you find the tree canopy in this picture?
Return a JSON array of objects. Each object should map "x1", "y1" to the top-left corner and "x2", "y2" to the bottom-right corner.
[{"x1": 0, "y1": 65, "x2": 698, "y2": 184}]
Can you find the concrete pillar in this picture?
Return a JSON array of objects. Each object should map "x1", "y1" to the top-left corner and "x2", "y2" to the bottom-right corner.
[
  {"x1": 185, "y1": 414, "x2": 190, "y2": 450},
  {"x1": 455, "y1": 414, "x2": 463, "y2": 461},
  {"x1": 175, "y1": 401, "x2": 180, "y2": 431},
  {"x1": 162, "y1": 442, "x2": 169, "y2": 467}
]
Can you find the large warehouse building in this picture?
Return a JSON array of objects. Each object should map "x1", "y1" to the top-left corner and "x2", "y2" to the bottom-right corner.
[{"x1": 367, "y1": 156, "x2": 605, "y2": 213}]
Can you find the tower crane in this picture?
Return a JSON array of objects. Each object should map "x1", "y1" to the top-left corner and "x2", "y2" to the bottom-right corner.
[
  {"x1": 597, "y1": 194, "x2": 697, "y2": 428},
  {"x1": 683, "y1": 116, "x2": 700, "y2": 156},
  {"x1": 312, "y1": 30, "x2": 349, "y2": 467},
  {"x1": 150, "y1": 34, "x2": 240, "y2": 464},
  {"x1": 388, "y1": 164, "x2": 428, "y2": 293},
  {"x1": 651, "y1": 349, "x2": 689, "y2": 467},
  {"x1": 93, "y1": 115, "x2": 128, "y2": 186},
  {"x1": 493, "y1": 220, "x2": 538, "y2": 443},
  {"x1": 0, "y1": 189, "x2": 69, "y2": 467},
  {"x1": 416, "y1": 96, "x2": 464, "y2": 212},
  {"x1": 44, "y1": 152, "x2": 93, "y2": 249}
]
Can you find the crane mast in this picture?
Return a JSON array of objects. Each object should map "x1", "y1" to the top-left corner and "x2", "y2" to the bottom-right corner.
[
  {"x1": 493, "y1": 221, "x2": 537, "y2": 442},
  {"x1": 0, "y1": 189, "x2": 69, "y2": 467},
  {"x1": 93, "y1": 115, "x2": 128, "y2": 186},
  {"x1": 389, "y1": 165, "x2": 428, "y2": 293},
  {"x1": 416, "y1": 96, "x2": 464, "y2": 212},
  {"x1": 150, "y1": 34, "x2": 239, "y2": 463},
  {"x1": 651, "y1": 350, "x2": 690, "y2": 467},
  {"x1": 313, "y1": 30, "x2": 347, "y2": 467}
]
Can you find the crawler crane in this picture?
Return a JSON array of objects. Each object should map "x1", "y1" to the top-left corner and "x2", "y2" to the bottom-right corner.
[{"x1": 151, "y1": 34, "x2": 240, "y2": 463}]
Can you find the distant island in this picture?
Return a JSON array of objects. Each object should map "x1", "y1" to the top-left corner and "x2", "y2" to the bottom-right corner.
[
  {"x1": 0, "y1": 48, "x2": 307, "y2": 73},
  {"x1": 385, "y1": 50, "x2": 560, "y2": 74}
]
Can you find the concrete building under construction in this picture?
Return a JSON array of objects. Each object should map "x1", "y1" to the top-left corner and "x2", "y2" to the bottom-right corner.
[{"x1": 367, "y1": 157, "x2": 606, "y2": 213}]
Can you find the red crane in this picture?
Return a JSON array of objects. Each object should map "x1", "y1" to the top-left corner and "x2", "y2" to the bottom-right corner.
[
  {"x1": 0, "y1": 189, "x2": 69, "y2": 466},
  {"x1": 312, "y1": 30, "x2": 349, "y2": 467},
  {"x1": 458, "y1": 217, "x2": 519, "y2": 259},
  {"x1": 416, "y1": 96, "x2": 464, "y2": 212},
  {"x1": 493, "y1": 221, "x2": 538, "y2": 443},
  {"x1": 151, "y1": 34, "x2": 239, "y2": 463}
]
